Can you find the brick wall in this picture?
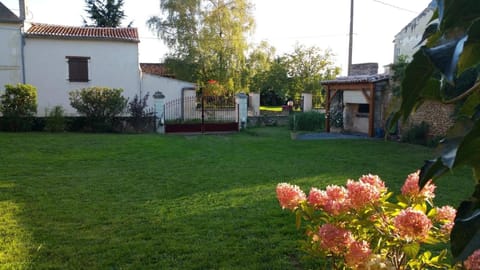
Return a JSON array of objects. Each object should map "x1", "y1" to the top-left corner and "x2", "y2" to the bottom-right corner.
[
  {"x1": 350, "y1": 63, "x2": 379, "y2": 76},
  {"x1": 406, "y1": 101, "x2": 455, "y2": 137}
]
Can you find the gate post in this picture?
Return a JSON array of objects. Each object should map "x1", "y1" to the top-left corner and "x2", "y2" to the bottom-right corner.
[
  {"x1": 153, "y1": 91, "x2": 165, "y2": 134},
  {"x1": 236, "y1": 93, "x2": 248, "y2": 130},
  {"x1": 249, "y1": 93, "x2": 260, "y2": 116},
  {"x1": 302, "y1": 93, "x2": 312, "y2": 112}
]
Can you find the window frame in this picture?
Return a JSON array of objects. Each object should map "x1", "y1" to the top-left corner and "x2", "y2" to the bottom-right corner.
[{"x1": 66, "y1": 56, "x2": 90, "y2": 82}]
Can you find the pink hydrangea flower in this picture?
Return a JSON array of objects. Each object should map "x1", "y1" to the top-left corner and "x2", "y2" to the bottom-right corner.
[
  {"x1": 393, "y1": 208, "x2": 432, "y2": 241},
  {"x1": 345, "y1": 240, "x2": 371, "y2": 269},
  {"x1": 276, "y1": 183, "x2": 306, "y2": 210},
  {"x1": 440, "y1": 222, "x2": 454, "y2": 235},
  {"x1": 464, "y1": 249, "x2": 480, "y2": 270},
  {"x1": 323, "y1": 185, "x2": 350, "y2": 215},
  {"x1": 434, "y1": 205, "x2": 456, "y2": 223},
  {"x1": 346, "y1": 180, "x2": 381, "y2": 210},
  {"x1": 317, "y1": 223, "x2": 354, "y2": 255},
  {"x1": 307, "y1": 187, "x2": 328, "y2": 209},
  {"x1": 359, "y1": 174, "x2": 386, "y2": 191},
  {"x1": 401, "y1": 171, "x2": 436, "y2": 199}
]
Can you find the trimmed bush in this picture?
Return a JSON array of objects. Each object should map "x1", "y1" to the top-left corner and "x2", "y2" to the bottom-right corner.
[
  {"x1": 0, "y1": 83, "x2": 37, "y2": 131},
  {"x1": 289, "y1": 111, "x2": 325, "y2": 131},
  {"x1": 69, "y1": 87, "x2": 127, "y2": 132}
]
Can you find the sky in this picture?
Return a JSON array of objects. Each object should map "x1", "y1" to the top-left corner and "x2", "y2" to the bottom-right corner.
[{"x1": 3, "y1": 0, "x2": 432, "y2": 75}]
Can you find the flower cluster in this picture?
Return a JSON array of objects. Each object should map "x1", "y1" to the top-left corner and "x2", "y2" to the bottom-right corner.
[{"x1": 276, "y1": 172, "x2": 457, "y2": 269}]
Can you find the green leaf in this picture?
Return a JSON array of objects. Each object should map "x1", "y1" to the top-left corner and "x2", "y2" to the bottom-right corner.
[
  {"x1": 419, "y1": 118, "x2": 476, "y2": 186},
  {"x1": 455, "y1": 117, "x2": 480, "y2": 170},
  {"x1": 403, "y1": 242, "x2": 421, "y2": 259},
  {"x1": 399, "y1": 50, "x2": 435, "y2": 120},
  {"x1": 295, "y1": 210, "x2": 302, "y2": 229},
  {"x1": 458, "y1": 20, "x2": 480, "y2": 75},
  {"x1": 441, "y1": 0, "x2": 480, "y2": 32},
  {"x1": 458, "y1": 88, "x2": 480, "y2": 117},
  {"x1": 451, "y1": 196, "x2": 480, "y2": 261},
  {"x1": 423, "y1": 35, "x2": 468, "y2": 82}
]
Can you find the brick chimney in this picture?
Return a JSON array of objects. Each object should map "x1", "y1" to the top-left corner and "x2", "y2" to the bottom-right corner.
[{"x1": 350, "y1": 63, "x2": 379, "y2": 76}]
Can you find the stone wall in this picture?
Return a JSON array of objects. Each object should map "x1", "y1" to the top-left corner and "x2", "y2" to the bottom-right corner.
[{"x1": 406, "y1": 101, "x2": 455, "y2": 137}]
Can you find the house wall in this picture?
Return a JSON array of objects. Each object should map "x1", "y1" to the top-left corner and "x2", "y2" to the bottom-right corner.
[
  {"x1": 0, "y1": 23, "x2": 23, "y2": 88},
  {"x1": 141, "y1": 73, "x2": 195, "y2": 108},
  {"x1": 393, "y1": 3, "x2": 435, "y2": 62},
  {"x1": 24, "y1": 38, "x2": 140, "y2": 115}
]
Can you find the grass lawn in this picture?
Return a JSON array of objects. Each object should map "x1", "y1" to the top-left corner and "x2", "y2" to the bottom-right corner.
[{"x1": 0, "y1": 127, "x2": 474, "y2": 269}]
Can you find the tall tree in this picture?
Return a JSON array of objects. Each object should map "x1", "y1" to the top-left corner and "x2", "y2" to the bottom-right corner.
[
  {"x1": 84, "y1": 0, "x2": 126, "y2": 27},
  {"x1": 285, "y1": 44, "x2": 340, "y2": 97},
  {"x1": 147, "y1": 0, "x2": 254, "y2": 93}
]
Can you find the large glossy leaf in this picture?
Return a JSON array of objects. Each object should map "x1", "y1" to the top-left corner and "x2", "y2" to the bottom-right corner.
[
  {"x1": 457, "y1": 20, "x2": 480, "y2": 75},
  {"x1": 424, "y1": 35, "x2": 468, "y2": 83},
  {"x1": 459, "y1": 91, "x2": 480, "y2": 118},
  {"x1": 399, "y1": 50, "x2": 435, "y2": 120},
  {"x1": 454, "y1": 116, "x2": 480, "y2": 172},
  {"x1": 419, "y1": 118, "x2": 475, "y2": 187},
  {"x1": 451, "y1": 189, "x2": 480, "y2": 261},
  {"x1": 441, "y1": 0, "x2": 480, "y2": 31}
]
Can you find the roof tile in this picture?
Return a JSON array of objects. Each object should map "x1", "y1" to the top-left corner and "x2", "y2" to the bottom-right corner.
[{"x1": 25, "y1": 23, "x2": 139, "y2": 43}]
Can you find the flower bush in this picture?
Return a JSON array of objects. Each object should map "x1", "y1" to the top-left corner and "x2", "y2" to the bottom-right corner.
[{"x1": 276, "y1": 172, "x2": 463, "y2": 269}]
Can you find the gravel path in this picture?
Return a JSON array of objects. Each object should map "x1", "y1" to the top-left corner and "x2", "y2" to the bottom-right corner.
[{"x1": 295, "y1": 132, "x2": 370, "y2": 140}]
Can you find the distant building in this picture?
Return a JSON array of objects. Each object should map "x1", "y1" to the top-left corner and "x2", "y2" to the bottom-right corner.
[{"x1": 393, "y1": 1, "x2": 437, "y2": 62}]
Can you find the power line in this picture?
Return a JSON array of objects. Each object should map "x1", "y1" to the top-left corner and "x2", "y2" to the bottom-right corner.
[{"x1": 371, "y1": 0, "x2": 418, "y2": 14}]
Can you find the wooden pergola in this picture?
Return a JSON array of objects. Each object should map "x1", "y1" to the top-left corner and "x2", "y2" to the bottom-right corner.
[{"x1": 322, "y1": 75, "x2": 389, "y2": 137}]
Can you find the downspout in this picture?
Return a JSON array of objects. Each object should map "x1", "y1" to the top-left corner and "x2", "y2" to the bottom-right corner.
[
  {"x1": 20, "y1": 27, "x2": 26, "y2": 84},
  {"x1": 19, "y1": 0, "x2": 26, "y2": 83}
]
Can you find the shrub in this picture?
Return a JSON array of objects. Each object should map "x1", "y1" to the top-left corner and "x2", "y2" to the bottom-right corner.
[
  {"x1": 402, "y1": 121, "x2": 429, "y2": 146},
  {"x1": 127, "y1": 92, "x2": 153, "y2": 132},
  {"x1": 277, "y1": 172, "x2": 458, "y2": 269},
  {"x1": 45, "y1": 106, "x2": 66, "y2": 132},
  {"x1": 69, "y1": 87, "x2": 127, "y2": 131},
  {"x1": 0, "y1": 83, "x2": 37, "y2": 131},
  {"x1": 289, "y1": 111, "x2": 325, "y2": 131}
]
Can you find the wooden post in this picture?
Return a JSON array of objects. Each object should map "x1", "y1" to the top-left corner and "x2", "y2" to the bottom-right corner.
[
  {"x1": 326, "y1": 86, "x2": 331, "y2": 133},
  {"x1": 368, "y1": 83, "x2": 375, "y2": 137}
]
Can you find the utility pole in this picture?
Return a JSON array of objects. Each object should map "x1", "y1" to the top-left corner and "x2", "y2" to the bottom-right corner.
[{"x1": 348, "y1": 0, "x2": 354, "y2": 76}]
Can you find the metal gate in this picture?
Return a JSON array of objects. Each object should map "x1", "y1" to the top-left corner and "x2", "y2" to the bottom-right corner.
[{"x1": 164, "y1": 94, "x2": 239, "y2": 133}]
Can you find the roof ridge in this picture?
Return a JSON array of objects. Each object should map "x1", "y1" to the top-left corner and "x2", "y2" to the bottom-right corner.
[{"x1": 26, "y1": 23, "x2": 139, "y2": 43}]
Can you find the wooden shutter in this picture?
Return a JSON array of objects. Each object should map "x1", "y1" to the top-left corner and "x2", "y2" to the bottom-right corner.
[{"x1": 67, "y1": 57, "x2": 90, "y2": 82}]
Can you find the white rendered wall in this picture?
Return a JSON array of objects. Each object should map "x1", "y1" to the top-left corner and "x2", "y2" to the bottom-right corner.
[
  {"x1": 0, "y1": 23, "x2": 23, "y2": 89},
  {"x1": 393, "y1": 8, "x2": 434, "y2": 62},
  {"x1": 24, "y1": 38, "x2": 141, "y2": 115},
  {"x1": 141, "y1": 73, "x2": 195, "y2": 109}
]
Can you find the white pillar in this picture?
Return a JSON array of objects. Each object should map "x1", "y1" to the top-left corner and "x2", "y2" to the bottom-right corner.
[
  {"x1": 153, "y1": 91, "x2": 165, "y2": 134},
  {"x1": 302, "y1": 93, "x2": 312, "y2": 112},
  {"x1": 236, "y1": 93, "x2": 248, "y2": 130},
  {"x1": 249, "y1": 93, "x2": 260, "y2": 116}
]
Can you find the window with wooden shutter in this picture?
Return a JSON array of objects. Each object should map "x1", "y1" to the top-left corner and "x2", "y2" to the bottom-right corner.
[{"x1": 66, "y1": 56, "x2": 90, "y2": 82}]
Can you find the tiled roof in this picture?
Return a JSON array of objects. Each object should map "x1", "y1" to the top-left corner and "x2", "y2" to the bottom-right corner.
[
  {"x1": 25, "y1": 23, "x2": 139, "y2": 43},
  {"x1": 0, "y1": 2, "x2": 22, "y2": 23},
  {"x1": 140, "y1": 63, "x2": 175, "y2": 78},
  {"x1": 322, "y1": 74, "x2": 389, "y2": 85}
]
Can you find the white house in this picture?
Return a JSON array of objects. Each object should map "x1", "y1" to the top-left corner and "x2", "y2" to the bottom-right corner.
[
  {"x1": 393, "y1": 1, "x2": 437, "y2": 62},
  {"x1": 24, "y1": 23, "x2": 142, "y2": 115},
  {"x1": 0, "y1": 1, "x2": 195, "y2": 116}
]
